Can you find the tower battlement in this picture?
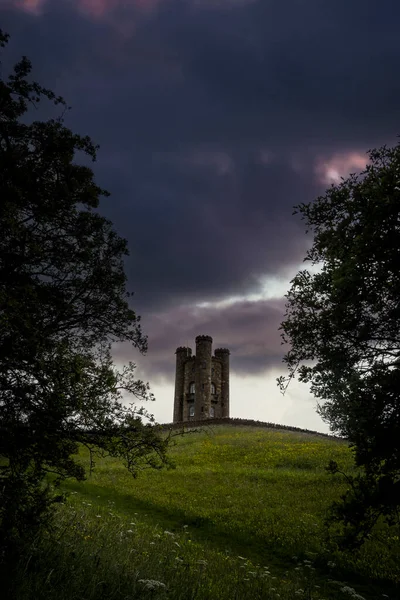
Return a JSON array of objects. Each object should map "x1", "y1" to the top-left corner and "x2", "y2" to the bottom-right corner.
[
  {"x1": 173, "y1": 335, "x2": 230, "y2": 423},
  {"x1": 195, "y1": 335, "x2": 213, "y2": 343}
]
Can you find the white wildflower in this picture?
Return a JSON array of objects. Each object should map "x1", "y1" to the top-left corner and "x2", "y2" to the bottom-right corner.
[
  {"x1": 340, "y1": 586, "x2": 366, "y2": 600},
  {"x1": 138, "y1": 579, "x2": 166, "y2": 591}
]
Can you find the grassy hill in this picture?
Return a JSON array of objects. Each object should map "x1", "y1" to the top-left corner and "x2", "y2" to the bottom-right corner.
[{"x1": 17, "y1": 424, "x2": 400, "y2": 600}]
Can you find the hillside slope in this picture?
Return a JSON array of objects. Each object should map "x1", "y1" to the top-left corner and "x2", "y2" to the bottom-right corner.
[{"x1": 57, "y1": 424, "x2": 399, "y2": 599}]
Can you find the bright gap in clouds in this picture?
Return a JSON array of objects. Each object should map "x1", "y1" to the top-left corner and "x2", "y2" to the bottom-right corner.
[
  {"x1": 136, "y1": 372, "x2": 330, "y2": 433},
  {"x1": 196, "y1": 262, "x2": 324, "y2": 310},
  {"x1": 130, "y1": 262, "x2": 330, "y2": 432},
  {"x1": 195, "y1": 270, "x2": 303, "y2": 310}
]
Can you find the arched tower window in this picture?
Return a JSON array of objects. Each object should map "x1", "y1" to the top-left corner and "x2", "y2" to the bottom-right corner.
[
  {"x1": 209, "y1": 406, "x2": 215, "y2": 418},
  {"x1": 189, "y1": 382, "x2": 195, "y2": 394},
  {"x1": 189, "y1": 405, "x2": 195, "y2": 417},
  {"x1": 211, "y1": 383, "x2": 216, "y2": 395}
]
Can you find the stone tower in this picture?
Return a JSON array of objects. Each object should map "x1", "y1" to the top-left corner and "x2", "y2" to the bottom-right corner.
[{"x1": 173, "y1": 335, "x2": 230, "y2": 423}]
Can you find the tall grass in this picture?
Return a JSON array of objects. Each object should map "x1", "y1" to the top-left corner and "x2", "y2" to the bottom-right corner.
[{"x1": 10, "y1": 425, "x2": 400, "y2": 599}]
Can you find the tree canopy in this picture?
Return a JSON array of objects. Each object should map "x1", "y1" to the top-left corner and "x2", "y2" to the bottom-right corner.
[
  {"x1": 0, "y1": 30, "x2": 169, "y2": 559},
  {"x1": 279, "y1": 141, "x2": 400, "y2": 548}
]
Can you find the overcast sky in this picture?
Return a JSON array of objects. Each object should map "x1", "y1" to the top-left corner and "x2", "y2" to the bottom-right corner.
[{"x1": 2, "y1": 0, "x2": 399, "y2": 432}]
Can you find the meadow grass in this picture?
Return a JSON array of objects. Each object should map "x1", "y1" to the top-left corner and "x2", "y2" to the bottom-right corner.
[{"x1": 13, "y1": 425, "x2": 400, "y2": 599}]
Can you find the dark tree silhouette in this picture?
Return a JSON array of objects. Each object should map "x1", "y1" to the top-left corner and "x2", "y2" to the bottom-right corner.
[
  {"x1": 0, "y1": 30, "x2": 169, "y2": 561},
  {"x1": 279, "y1": 140, "x2": 400, "y2": 548}
]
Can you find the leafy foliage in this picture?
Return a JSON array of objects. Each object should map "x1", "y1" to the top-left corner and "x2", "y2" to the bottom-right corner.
[
  {"x1": 278, "y1": 141, "x2": 400, "y2": 548},
  {"x1": 0, "y1": 29, "x2": 169, "y2": 563}
]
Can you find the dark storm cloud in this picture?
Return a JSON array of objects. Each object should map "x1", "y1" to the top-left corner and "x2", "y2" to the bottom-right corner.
[
  {"x1": 2, "y1": 0, "x2": 400, "y2": 378},
  {"x1": 114, "y1": 296, "x2": 286, "y2": 380}
]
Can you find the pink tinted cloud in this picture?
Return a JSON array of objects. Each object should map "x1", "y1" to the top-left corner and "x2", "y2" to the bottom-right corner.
[
  {"x1": 13, "y1": 0, "x2": 46, "y2": 15},
  {"x1": 11, "y1": 0, "x2": 161, "y2": 18},
  {"x1": 315, "y1": 151, "x2": 368, "y2": 185}
]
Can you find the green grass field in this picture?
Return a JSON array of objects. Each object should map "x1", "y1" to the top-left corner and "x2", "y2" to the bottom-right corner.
[{"x1": 15, "y1": 425, "x2": 400, "y2": 600}]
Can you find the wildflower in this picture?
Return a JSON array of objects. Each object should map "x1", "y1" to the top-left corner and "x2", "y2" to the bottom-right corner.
[
  {"x1": 130, "y1": 522, "x2": 136, "y2": 526},
  {"x1": 164, "y1": 530, "x2": 174, "y2": 536},
  {"x1": 138, "y1": 579, "x2": 166, "y2": 591},
  {"x1": 150, "y1": 542, "x2": 155, "y2": 545},
  {"x1": 126, "y1": 530, "x2": 134, "y2": 534},
  {"x1": 340, "y1": 587, "x2": 366, "y2": 600},
  {"x1": 238, "y1": 556, "x2": 247, "y2": 560},
  {"x1": 174, "y1": 541, "x2": 180, "y2": 547},
  {"x1": 96, "y1": 515, "x2": 101, "y2": 518}
]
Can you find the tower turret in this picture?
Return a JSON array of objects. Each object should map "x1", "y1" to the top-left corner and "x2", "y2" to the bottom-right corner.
[
  {"x1": 214, "y1": 348, "x2": 230, "y2": 418},
  {"x1": 173, "y1": 347, "x2": 189, "y2": 422},
  {"x1": 194, "y1": 335, "x2": 213, "y2": 420}
]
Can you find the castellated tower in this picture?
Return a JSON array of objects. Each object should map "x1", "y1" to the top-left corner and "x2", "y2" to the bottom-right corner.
[{"x1": 173, "y1": 335, "x2": 230, "y2": 423}]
